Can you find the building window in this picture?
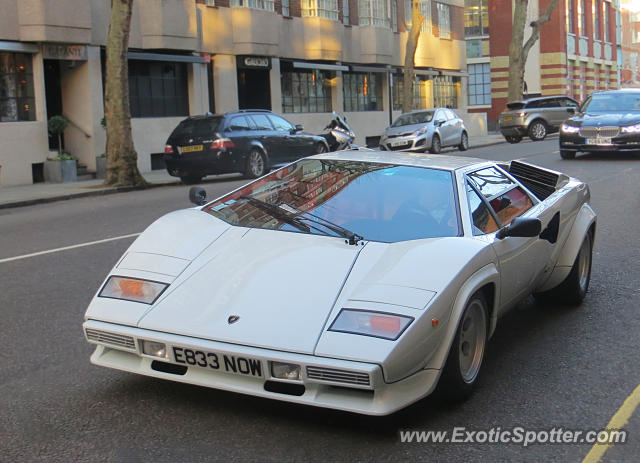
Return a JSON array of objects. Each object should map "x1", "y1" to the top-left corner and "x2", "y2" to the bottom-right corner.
[
  {"x1": 468, "y1": 63, "x2": 491, "y2": 106},
  {"x1": 0, "y1": 52, "x2": 35, "y2": 122},
  {"x1": 343, "y1": 0, "x2": 350, "y2": 23},
  {"x1": 281, "y1": 67, "x2": 332, "y2": 113},
  {"x1": 593, "y1": 0, "x2": 599, "y2": 40},
  {"x1": 578, "y1": 0, "x2": 585, "y2": 36},
  {"x1": 282, "y1": 0, "x2": 290, "y2": 15},
  {"x1": 464, "y1": 0, "x2": 488, "y2": 36},
  {"x1": 391, "y1": 0, "x2": 398, "y2": 32},
  {"x1": 343, "y1": 72, "x2": 383, "y2": 111},
  {"x1": 433, "y1": 75, "x2": 459, "y2": 108},
  {"x1": 603, "y1": 2, "x2": 610, "y2": 42},
  {"x1": 567, "y1": 0, "x2": 574, "y2": 34},
  {"x1": 437, "y1": 3, "x2": 451, "y2": 39},
  {"x1": 359, "y1": 0, "x2": 389, "y2": 27},
  {"x1": 128, "y1": 60, "x2": 189, "y2": 118},
  {"x1": 302, "y1": 0, "x2": 339, "y2": 19},
  {"x1": 230, "y1": 0, "x2": 275, "y2": 11},
  {"x1": 393, "y1": 74, "x2": 432, "y2": 110},
  {"x1": 405, "y1": 0, "x2": 432, "y2": 34}
]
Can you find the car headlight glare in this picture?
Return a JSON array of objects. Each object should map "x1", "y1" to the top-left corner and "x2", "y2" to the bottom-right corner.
[
  {"x1": 621, "y1": 123, "x2": 640, "y2": 133},
  {"x1": 329, "y1": 309, "x2": 413, "y2": 340},
  {"x1": 99, "y1": 276, "x2": 168, "y2": 304},
  {"x1": 561, "y1": 123, "x2": 580, "y2": 133},
  {"x1": 141, "y1": 340, "x2": 167, "y2": 358},
  {"x1": 271, "y1": 361, "x2": 301, "y2": 380}
]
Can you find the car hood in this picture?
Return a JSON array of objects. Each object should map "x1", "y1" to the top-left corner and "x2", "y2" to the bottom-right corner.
[
  {"x1": 570, "y1": 112, "x2": 640, "y2": 126},
  {"x1": 136, "y1": 227, "x2": 362, "y2": 354},
  {"x1": 384, "y1": 123, "x2": 430, "y2": 137}
]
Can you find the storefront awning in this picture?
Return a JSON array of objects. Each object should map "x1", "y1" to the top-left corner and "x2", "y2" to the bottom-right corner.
[
  {"x1": 0, "y1": 41, "x2": 39, "y2": 53},
  {"x1": 440, "y1": 70, "x2": 469, "y2": 77},
  {"x1": 127, "y1": 52, "x2": 206, "y2": 64},
  {"x1": 349, "y1": 65, "x2": 389, "y2": 73},
  {"x1": 292, "y1": 61, "x2": 349, "y2": 71},
  {"x1": 414, "y1": 69, "x2": 439, "y2": 76}
]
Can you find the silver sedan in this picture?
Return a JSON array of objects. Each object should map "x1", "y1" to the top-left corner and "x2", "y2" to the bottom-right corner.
[{"x1": 380, "y1": 108, "x2": 469, "y2": 154}]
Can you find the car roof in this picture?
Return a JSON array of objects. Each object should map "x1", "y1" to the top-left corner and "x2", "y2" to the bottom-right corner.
[
  {"x1": 309, "y1": 149, "x2": 489, "y2": 171},
  {"x1": 589, "y1": 88, "x2": 640, "y2": 95},
  {"x1": 507, "y1": 95, "x2": 571, "y2": 105},
  {"x1": 182, "y1": 110, "x2": 274, "y2": 122}
]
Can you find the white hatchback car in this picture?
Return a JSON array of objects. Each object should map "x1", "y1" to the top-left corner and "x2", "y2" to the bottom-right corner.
[{"x1": 380, "y1": 108, "x2": 469, "y2": 153}]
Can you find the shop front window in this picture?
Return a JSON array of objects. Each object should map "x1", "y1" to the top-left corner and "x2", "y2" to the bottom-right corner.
[
  {"x1": 281, "y1": 67, "x2": 333, "y2": 113},
  {"x1": 0, "y1": 52, "x2": 35, "y2": 122},
  {"x1": 343, "y1": 72, "x2": 383, "y2": 111}
]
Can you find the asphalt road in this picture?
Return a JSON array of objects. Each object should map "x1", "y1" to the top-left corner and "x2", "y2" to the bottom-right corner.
[{"x1": 1, "y1": 139, "x2": 639, "y2": 462}]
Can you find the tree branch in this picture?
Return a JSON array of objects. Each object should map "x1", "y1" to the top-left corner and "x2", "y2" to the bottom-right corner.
[{"x1": 522, "y1": 0, "x2": 560, "y2": 58}]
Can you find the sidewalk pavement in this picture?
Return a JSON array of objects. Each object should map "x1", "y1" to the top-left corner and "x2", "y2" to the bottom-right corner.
[{"x1": 0, "y1": 132, "x2": 508, "y2": 210}]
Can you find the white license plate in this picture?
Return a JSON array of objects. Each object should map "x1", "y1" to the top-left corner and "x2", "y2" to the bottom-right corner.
[
  {"x1": 171, "y1": 346, "x2": 263, "y2": 377},
  {"x1": 586, "y1": 138, "x2": 612, "y2": 145},
  {"x1": 391, "y1": 140, "x2": 409, "y2": 147}
]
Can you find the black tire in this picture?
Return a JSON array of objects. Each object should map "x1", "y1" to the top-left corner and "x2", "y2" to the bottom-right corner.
[
  {"x1": 560, "y1": 149, "x2": 576, "y2": 160},
  {"x1": 180, "y1": 175, "x2": 202, "y2": 185},
  {"x1": 528, "y1": 120, "x2": 547, "y2": 141},
  {"x1": 315, "y1": 143, "x2": 328, "y2": 154},
  {"x1": 438, "y1": 292, "x2": 488, "y2": 402},
  {"x1": 505, "y1": 135, "x2": 522, "y2": 144},
  {"x1": 244, "y1": 149, "x2": 266, "y2": 179},
  {"x1": 458, "y1": 132, "x2": 469, "y2": 151},
  {"x1": 429, "y1": 134, "x2": 442, "y2": 154},
  {"x1": 534, "y1": 231, "x2": 593, "y2": 305}
]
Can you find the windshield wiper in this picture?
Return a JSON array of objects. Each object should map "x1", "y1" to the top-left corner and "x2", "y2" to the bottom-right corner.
[
  {"x1": 238, "y1": 196, "x2": 310, "y2": 234},
  {"x1": 296, "y1": 210, "x2": 364, "y2": 245}
]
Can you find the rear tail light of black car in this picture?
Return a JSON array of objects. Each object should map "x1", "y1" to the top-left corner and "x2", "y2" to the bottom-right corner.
[
  {"x1": 210, "y1": 138, "x2": 235, "y2": 149},
  {"x1": 164, "y1": 145, "x2": 174, "y2": 154}
]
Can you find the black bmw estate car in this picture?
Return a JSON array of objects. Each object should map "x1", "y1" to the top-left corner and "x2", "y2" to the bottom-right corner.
[
  {"x1": 164, "y1": 110, "x2": 329, "y2": 183},
  {"x1": 559, "y1": 89, "x2": 640, "y2": 159}
]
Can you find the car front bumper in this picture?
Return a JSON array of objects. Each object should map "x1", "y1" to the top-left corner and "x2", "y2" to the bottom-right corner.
[
  {"x1": 83, "y1": 319, "x2": 440, "y2": 416},
  {"x1": 380, "y1": 134, "x2": 430, "y2": 152},
  {"x1": 559, "y1": 133, "x2": 640, "y2": 152}
]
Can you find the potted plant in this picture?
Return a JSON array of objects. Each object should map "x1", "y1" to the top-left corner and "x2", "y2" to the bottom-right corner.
[{"x1": 44, "y1": 115, "x2": 77, "y2": 183}]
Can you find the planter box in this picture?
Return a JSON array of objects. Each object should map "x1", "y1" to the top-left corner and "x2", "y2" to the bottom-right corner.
[
  {"x1": 44, "y1": 159, "x2": 77, "y2": 183},
  {"x1": 96, "y1": 157, "x2": 106, "y2": 179}
]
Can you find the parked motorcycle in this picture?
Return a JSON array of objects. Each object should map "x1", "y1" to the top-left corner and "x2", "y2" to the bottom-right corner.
[{"x1": 319, "y1": 112, "x2": 356, "y2": 151}]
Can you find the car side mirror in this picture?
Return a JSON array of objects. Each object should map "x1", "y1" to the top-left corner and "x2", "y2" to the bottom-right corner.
[
  {"x1": 567, "y1": 107, "x2": 576, "y2": 113},
  {"x1": 496, "y1": 217, "x2": 541, "y2": 240},
  {"x1": 295, "y1": 124, "x2": 303, "y2": 132},
  {"x1": 435, "y1": 119, "x2": 445, "y2": 126},
  {"x1": 189, "y1": 186, "x2": 207, "y2": 206}
]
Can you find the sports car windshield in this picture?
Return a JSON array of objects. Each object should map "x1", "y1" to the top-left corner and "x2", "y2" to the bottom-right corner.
[
  {"x1": 391, "y1": 111, "x2": 434, "y2": 127},
  {"x1": 204, "y1": 159, "x2": 460, "y2": 243},
  {"x1": 581, "y1": 93, "x2": 640, "y2": 113}
]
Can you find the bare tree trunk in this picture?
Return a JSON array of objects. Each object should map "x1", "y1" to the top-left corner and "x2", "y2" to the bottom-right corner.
[
  {"x1": 402, "y1": 1, "x2": 424, "y2": 113},
  {"x1": 104, "y1": 0, "x2": 147, "y2": 187},
  {"x1": 508, "y1": 0, "x2": 560, "y2": 102}
]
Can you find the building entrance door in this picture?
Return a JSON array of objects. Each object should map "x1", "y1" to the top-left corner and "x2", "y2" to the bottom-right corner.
[
  {"x1": 237, "y1": 68, "x2": 271, "y2": 110},
  {"x1": 44, "y1": 59, "x2": 63, "y2": 152}
]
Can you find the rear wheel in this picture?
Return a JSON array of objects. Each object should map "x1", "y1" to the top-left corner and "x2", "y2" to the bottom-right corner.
[
  {"x1": 180, "y1": 175, "x2": 202, "y2": 185},
  {"x1": 438, "y1": 292, "x2": 488, "y2": 402},
  {"x1": 528, "y1": 120, "x2": 547, "y2": 141},
  {"x1": 458, "y1": 132, "x2": 469, "y2": 151},
  {"x1": 505, "y1": 135, "x2": 522, "y2": 144},
  {"x1": 560, "y1": 149, "x2": 576, "y2": 160},
  {"x1": 429, "y1": 134, "x2": 442, "y2": 154},
  {"x1": 315, "y1": 143, "x2": 328, "y2": 154},
  {"x1": 245, "y1": 149, "x2": 266, "y2": 178}
]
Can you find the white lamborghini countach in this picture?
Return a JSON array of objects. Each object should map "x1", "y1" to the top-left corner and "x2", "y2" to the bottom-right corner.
[{"x1": 83, "y1": 150, "x2": 595, "y2": 415}]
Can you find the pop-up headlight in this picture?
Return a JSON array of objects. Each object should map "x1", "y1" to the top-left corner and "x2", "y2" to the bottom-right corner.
[
  {"x1": 99, "y1": 276, "x2": 168, "y2": 304},
  {"x1": 329, "y1": 309, "x2": 413, "y2": 340}
]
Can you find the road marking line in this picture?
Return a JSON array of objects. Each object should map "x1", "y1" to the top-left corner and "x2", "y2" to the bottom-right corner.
[
  {"x1": 582, "y1": 383, "x2": 640, "y2": 463},
  {"x1": 0, "y1": 233, "x2": 140, "y2": 264}
]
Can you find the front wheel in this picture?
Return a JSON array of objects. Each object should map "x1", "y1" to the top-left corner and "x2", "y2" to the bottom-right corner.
[
  {"x1": 315, "y1": 142, "x2": 328, "y2": 154},
  {"x1": 429, "y1": 134, "x2": 442, "y2": 154},
  {"x1": 528, "y1": 120, "x2": 547, "y2": 141},
  {"x1": 244, "y1": 149, "x2": 266, "y2": 178},
  {"x1": 438, "y1": 292, "x2": 488, "y2": 402},
  {"x1": 560, "y1": 149, "x2": 576, "y2": 160},
  {"x1": 458, "y1": 132, "x2": 469, "y2": 151}
]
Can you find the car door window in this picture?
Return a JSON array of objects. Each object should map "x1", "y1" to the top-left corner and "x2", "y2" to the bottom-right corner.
[
  {"x1": 445, "y1": 109, "x2": 457, "y2": 120},
  {"x1": 466, "y1": 183, "x2": 499, "y2": 235},
  {"x1": 250, "y1": 114, "x2": 274, "y2": 130},
  {"x1": 228, "y1": 116, "x2": 251, "y2": 131},
  {"x1": 268, "y1": 115, "x2": 294, "y2": 132},
  {"x1": 467, "y1": 166, "x2": 534, "y2": 226}
]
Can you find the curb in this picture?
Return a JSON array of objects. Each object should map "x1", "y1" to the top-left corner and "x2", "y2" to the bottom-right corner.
[{"x1": 0, "y1": 180, "x2": 181, "y2": 211}]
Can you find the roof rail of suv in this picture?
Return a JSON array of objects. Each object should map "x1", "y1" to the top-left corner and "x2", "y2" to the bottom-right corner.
[{"x1": 235, "y1": 109, "x2": 272, "y2": 113}]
